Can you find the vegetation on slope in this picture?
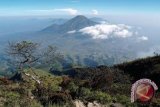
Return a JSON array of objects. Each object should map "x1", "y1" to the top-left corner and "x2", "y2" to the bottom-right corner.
[{"x1": 0, "y1": 41, "x2": 160, "y2": 107}]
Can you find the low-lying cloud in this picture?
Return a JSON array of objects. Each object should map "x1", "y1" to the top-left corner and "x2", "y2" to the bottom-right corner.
[
  {"x1": 79, "y1": 24, "x2": 133, "y2": 39},
  {"x1": 67, "y1": 30, "x2": 76, "y2": 34},
  {"x1": 138, "y1": 36, "x2": 148, "y2": 41}
]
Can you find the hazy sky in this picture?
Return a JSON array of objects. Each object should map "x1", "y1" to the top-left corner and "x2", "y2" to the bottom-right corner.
[
  {"x1": 0, "y1": 0, "x2": 159, "y2": 57},
  {"x1": 0, "y1": 0, "x2": 159, "y2": 16}
]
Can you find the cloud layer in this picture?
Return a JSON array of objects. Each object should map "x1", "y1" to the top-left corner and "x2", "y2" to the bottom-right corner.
[
  {"x1": 54, "y1": 8, "x2": 78, "y2": 15},
  {"x1": 31, "y1": 8, "x2": 78, "y2": 15},
  {"x1": 79, "y1": 24, "x2": 133, "y2": 39}
]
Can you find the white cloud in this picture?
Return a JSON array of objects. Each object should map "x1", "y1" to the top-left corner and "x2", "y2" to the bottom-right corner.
[
  {"x1": 114, "y1": 29, "x2": 132, "y2": 38},
  {"x1": 54, "y1": 8, "x2": 78, "y2": 15},
  {"x1": 67, "y1": 30, "x2": 76, "y2": 34},
  {"x1": 100, "y1": 21, "x2": 108, "y2": 24},
  {"x1": 138, "y1": 36, "x2": 148, "y2": 41},
  {"x1": 31, "y1": 8, "x2": 78, "y2": 15},
  {"x1": 79, "y1": 24, "x2": 133, "y2": 39},
  {"x1": 92, "y1": 10, "x2": 98, "y2": 15}
]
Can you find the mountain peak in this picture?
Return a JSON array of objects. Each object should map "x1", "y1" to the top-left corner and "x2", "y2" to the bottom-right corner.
[
  {"x1": 69, "y1": 15, "x2": 91, "y2": 23},
  {"x1": 73, "y1": 15, "x2": 88, "y2": 19},
  {"x1": 61, "y1": 15, "x2": 97, "y2": 31},
  {"x1": 42, "y1": 15, "x2": 98, "y2": 33}
]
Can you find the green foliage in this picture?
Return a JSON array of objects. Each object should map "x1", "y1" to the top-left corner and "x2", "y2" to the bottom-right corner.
[
  {"x1": 92, "y1": 91, "x2": 112, "y2": 104},
  {"x1": 78, "y1": 87, "x2": 111, "y2": 104},
  {"x1": 115, "y1": 55, "x2": 160, "y2": 87},
  {"x1": 2, "y1": 47, "x2": 160, "y2": 107},
  {"x1": 67, "y1": 81, "x2": 79, "y2": 98},
  {"x1": 4, "y1": 92, "x2": 20, "y2": 107},
  {"x1": 48, "y1": 103, "x2": 72, "y2": 107},
  {"x1": 40, "y1": 75, "x2": 62, "y2": 92},
  {"x1": 110, "y1": 83, "x2": 131, "y2": 95},
  {"x1": 28, "y1": 100, "x2": 43, "y2": 107},
  {"x1": 113, "y1": 94, "x2": 134, "y2": 107},
  {"x1": 52, "y1": 61, "x2": 63, "y2": 71},
  {"x1": 79, "y1": 87, "x2": 92, "y2": 99},
  {"x1": 151, "y1": 98, "x2": 160, "y2": 106}
]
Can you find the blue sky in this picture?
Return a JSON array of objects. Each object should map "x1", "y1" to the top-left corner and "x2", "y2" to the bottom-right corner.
[{"x1": 0, "y1": 0, "x2": 159, "y2": 16}]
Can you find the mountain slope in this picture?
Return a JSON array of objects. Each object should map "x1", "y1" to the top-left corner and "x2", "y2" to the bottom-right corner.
[{"x1": 114, "y1": 55, "x2": 160, "y2": 86}]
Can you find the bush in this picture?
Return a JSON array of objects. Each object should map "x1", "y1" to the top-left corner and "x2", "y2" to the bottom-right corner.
[
  {"x1": 151, "y1": 98, "x2": 160, "y2": 106},
  {"x1": 114, "y1": 94, "x2": 134, "y2": 107},
  {"x1": 67, "y1": 82, "x2": 79, "y2": 99},
  {"x1": 29, "y1": 100, "x2": 43, "y2": 107},
  {"x1": 78, "y1": 87, "x2": 112, "y2": 104},
  {"x1": 79, "y1": 87, "x2": 92, "y2": 100},
  {"x1": 110, "y1": 83, "x2": 131, "y2": 95},
  {"x1": 40, "y1": 76, "x2": 62, "y2": 92},
  {"x1": 92, "y1": 91, "x2": 112, "y2": 104},
  {"x1": 4, "y1": 92, "x2": 20, "y2": 107}
]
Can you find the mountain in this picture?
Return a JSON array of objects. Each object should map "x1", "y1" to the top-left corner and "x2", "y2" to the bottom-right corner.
[
  {"x1": 0, "y1": 15, "x2": 150, "y2": 67},
  {"x1": 42, "y1": 15, "x2": 98, "y2": 34},
  {"x1": 51, "y1": 18, "x2": 68, "y2": 25}
]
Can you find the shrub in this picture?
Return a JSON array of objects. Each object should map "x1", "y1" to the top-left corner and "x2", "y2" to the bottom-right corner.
[
  {"x1": 92, "y1": 91, "x2": 112, "y2": 104},
  {"x1": 67, "y1": 82, "x2": 79, "y2": 99},
  {"x1": 79, "y1": 87, "x2": 92, "y2": 100},
  {"x1": 151, "y1": 98, "x2": 160, "y2": 106},
  {"x1": 4, "y1": 92, "x2": 20, "y2": 107},
  {"x1": 114, "y1": 94, "x2": 134, "y2": 107}
]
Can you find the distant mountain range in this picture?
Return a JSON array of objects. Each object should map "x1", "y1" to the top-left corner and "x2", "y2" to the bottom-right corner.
[{"x1": 0, "y1": 15, "x2": 150, "y2": 66}]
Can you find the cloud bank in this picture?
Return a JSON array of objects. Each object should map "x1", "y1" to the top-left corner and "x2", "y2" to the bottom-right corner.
[
  {"x1": 32, "y1": 8, "x2": 78, "y2": 15},
  {"x1": 79, "y1": 24, "x2": 133, "y2": 39},
  {"x1": 54, "y1": 8, "x2": 78, "y2": 15}
]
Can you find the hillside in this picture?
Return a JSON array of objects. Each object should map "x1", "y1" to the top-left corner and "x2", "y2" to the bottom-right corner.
[
  {"x1": 56, "y1": 55, "x2": 160, "y2": 87},
  {"x1": 0, "y1": 55, "x2": 159, "y2": 106},
  {"x1": 114, "y1": 55, "x2": 160, "y2": 86},
  {"x1": 0, "y1": 39, "x2": 158, "y2": 106},
  {"x1": 60, "y1": 55, "x2": 160, "y2": 106}
]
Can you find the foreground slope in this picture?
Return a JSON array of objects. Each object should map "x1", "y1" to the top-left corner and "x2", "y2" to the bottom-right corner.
[{"x1": 0, "y1": 55, "x2": 160, "y2": 106}]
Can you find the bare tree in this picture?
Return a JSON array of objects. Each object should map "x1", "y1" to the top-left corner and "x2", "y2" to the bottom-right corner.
[
  {"x1": 6, "y1": 41, "x2": 64, "y2": 71},
  {"x1": 41, "y1": 45, "x2": 64, "y2": 70},
  {"x1": 6, "y1": 41, "x2": 40, "y2": 72},
  {"x1": 6, "y1": 41, "x2": 64, "y2": 82}
]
